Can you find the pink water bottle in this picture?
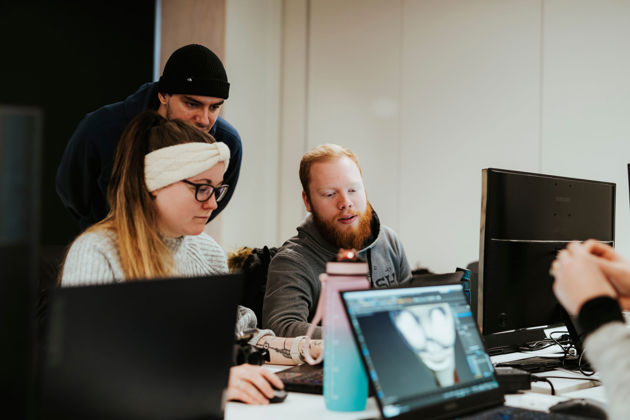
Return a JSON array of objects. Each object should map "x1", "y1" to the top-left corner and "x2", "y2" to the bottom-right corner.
[{"x1": 304, "y1": 249, "x2": 370, "y2": 411}]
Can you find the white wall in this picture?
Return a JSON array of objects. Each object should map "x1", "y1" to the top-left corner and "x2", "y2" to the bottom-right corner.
[
  {"x1": 308, "y1": 0, "x2": 403, "y2": 236},
  {"x1": 223, "y1": 0, "x2": 283, "y2": 253},
  {"x1": 223, "y1": 0, "x2": 630, "y2": 271},
  {"x1": 542, "y1": 0, "x2": 630, "y2": 260},
  {"x1": 399, "y1": 0, "x2": 543, "y2": 270}
]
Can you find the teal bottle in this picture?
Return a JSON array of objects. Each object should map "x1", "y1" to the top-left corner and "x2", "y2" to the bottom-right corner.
[
  {"x1": 320, "y1": 259, "x2": 369, "y2": 411},
  {"x1": 322, "y1": 297, "x2": 369, "y2": 411},
  {"x1": 303, "y1": 252, "x2": 370, "y2": 411}
]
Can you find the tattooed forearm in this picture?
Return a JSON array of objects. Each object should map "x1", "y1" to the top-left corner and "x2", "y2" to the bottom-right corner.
[
  {"x1": 255, "y1": 336, "x2": 324, "y2": 364},
  {"x1": 258, "y1": 338, "x2": 292, "y2": 359}
]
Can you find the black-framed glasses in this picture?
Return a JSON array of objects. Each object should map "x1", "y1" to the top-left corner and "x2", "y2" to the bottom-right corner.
[{"x1": 181, "y1": 180, "x2": 229, "y2": 203}]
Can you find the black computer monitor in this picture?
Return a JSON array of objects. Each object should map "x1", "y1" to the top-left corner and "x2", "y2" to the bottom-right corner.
[{"x1": 474, "y1": 168, "x2": 615, "y2": 353}]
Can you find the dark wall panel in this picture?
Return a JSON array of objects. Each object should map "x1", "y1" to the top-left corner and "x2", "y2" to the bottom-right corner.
[
  {"x1": 0, "y1": 2, "x2": 154, "y2": 417},
  {"x1": 0, "y1": 0, "x2": 155, "y2": 246}
]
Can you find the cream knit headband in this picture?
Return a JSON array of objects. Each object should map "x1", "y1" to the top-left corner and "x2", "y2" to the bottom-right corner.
[{"x1": 145, "y1": 142, "x2": 230, "y2": 192}]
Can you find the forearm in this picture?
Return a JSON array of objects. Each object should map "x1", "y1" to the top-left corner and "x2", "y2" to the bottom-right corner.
[
  {"x1": 255, "y1": 335, "x2": 323, "y2": 365},
  {"x1": 580, "y1": 297, "x2": 628, "y2": 420},
  {"x1": 584, "y1": 322, "x2": 630, "y2": 420}
]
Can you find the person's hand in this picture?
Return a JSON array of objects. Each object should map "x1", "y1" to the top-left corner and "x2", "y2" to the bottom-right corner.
[
  {"x1": 551, "y1": 241, "x2": 617, "y2": 315},
  {"x1": 302, "y1": 339, "x2": 323, "y2": 361},
  {"x1": 619, "y1": 296, "x2": 630, "y2": 311},
  {"x1": 227, "y1": 364, "x2": 284, "y2": 405},
  {"x1": 582, "y1": 239, "x2": 621, "y2": 261},
  {"x1": 582, "y1": 239, "x2": 630, "y2": 296}
]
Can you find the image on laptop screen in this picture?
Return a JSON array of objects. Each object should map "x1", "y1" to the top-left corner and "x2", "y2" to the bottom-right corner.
[{"x1": 342, "y1": 284, "x2": 501, "y2": 419}]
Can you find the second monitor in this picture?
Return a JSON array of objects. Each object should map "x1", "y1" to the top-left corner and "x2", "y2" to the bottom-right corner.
[{"x1": 474, "y1": 168, "x2": 615, "y2": 352}]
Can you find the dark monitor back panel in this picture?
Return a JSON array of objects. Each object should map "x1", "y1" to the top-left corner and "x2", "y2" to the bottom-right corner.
[
  {"x1": 483, "y1": 168, "x2": 615, "y2": 241},
  {"x1": 482, "y1": 241, "x2": 564, "y2": 335},
  {"x1": 478, "y1": 168, "x2": 615, "y2": 336}
]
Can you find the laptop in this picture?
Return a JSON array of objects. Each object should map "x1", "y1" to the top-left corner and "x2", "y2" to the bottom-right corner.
[
  {"x1": 341, "y1": 284, "x2": 564, "y2": 419},
  {"x1": 408, "y1": 271, "x2": 464, "y2": 287},
  {"x1": 38, "y1": 274, "x2": 243, "y2": 420},
  {"x1": 276, "y1": 363, "x2": 324, "y2": 394}
]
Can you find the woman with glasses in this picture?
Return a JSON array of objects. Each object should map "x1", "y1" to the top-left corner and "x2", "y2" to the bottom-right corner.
[
  {"x1": 61, "y1": 110, "x2": 233, "y2": 288},
  {"x1": 59, "y1": 110, "x2": 319, "y2": 404}
]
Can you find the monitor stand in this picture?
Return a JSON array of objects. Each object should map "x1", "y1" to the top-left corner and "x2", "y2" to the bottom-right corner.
[{"x1": 484, "y1": 327, "x2": 549, "y2": 356}]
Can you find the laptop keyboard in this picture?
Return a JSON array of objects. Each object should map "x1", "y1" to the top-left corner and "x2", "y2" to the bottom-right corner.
[
  {"x1": 286, "y1": 369, "x2": 323, "y2": 386},
  {"x1": 277, "y1": 364, "x2": 376, "y2": 396},
  {"x1": 459, "y1": 405, "x2": 587, "y2": 419},
  {"x1": 276, "y1": 364, "x2": 323, "y2": 394}
]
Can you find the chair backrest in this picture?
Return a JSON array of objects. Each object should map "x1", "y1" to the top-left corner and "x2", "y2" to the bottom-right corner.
[{"x1": 236, "y1": 246, "x2": 278, "y2": 328}]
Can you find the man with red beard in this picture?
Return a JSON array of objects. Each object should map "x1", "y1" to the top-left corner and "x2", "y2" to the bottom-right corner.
[{"x1": 263, "y1": 144, "x2": 412, "y2": 339}]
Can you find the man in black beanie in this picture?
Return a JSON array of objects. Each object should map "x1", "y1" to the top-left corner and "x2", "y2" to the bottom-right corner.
[{"x1": 57, "y1": 44, "x2": 242, "y2": 230}]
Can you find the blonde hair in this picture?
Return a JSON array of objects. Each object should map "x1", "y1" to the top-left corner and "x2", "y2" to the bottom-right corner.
[
  {"x1": 299, "y1": 143, "x2": 362, "y2": 199},
  {"x1": 63, "y1": 110, "x2": 216, "y2": 281}
]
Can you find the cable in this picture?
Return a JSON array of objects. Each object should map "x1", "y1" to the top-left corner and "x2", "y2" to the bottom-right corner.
[
  {"x1": 531, "y1": 376, "x2": 556, "y2": 395},
  {"x1": 518, "y1": 331, "x2": 572, "y2": 353},
  {"x1": 511, "y1": 332, "x2": 598, "y2": 378},
  {"x1": 546, "y1": 331, "x2": 578, "y2": 370},
  {"x1": 577, "y1": 350, "x2": 596, "y2": 377},
  {"x1": 540, "y1": 375, "x2": 601, "y2": 385},
  {"x1": 518, "y1": 338, "x2": 556, "y2": 352},
  {"x1": 545, "y1": 331, "x2": 597, "y2": 376}
]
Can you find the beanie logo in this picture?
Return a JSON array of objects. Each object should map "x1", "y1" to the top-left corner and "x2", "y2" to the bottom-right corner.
[{"x1": 186, "y1": 77, "x2": 193, "y2": 82}]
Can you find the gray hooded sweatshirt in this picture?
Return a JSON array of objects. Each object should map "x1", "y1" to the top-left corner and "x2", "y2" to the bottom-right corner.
[{"x1": 262, "y1": 210, "x2": 412, "y2": 338}]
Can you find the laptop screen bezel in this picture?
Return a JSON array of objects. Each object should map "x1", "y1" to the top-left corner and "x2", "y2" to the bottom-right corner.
[{"x1": 341, "y1": 284, "x2": 504, "y2": 420}]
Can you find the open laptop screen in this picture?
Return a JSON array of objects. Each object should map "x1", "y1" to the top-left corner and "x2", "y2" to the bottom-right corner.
[{"x1": 342, "y1": 284, "x2": 501, "y2": 419}]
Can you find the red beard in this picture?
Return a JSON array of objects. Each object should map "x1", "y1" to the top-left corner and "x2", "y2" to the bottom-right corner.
[{"x1": 312, "y1": 204, "x2": 373, "y2": 251}]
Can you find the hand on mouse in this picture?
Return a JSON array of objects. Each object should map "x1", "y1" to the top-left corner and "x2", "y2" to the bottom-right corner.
[
  {"x1": 227, "y1": 364, "x2": 284, "y2": 405},
  {"x1": 269, "y1": 388, "x2": 288, "y2": 403}
]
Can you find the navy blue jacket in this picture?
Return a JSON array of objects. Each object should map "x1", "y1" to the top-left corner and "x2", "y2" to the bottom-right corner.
[{"x1": 56, "y1": 82, "x2": 242, "y2": 230}]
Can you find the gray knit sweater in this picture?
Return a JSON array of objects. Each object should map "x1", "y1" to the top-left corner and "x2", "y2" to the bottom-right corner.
[
  {"x1": 584, "y1": 322, "x2": 630, "y2": 420},
  {"x1": 61, "y1": 230, "x2": 257, "y2": 333}
]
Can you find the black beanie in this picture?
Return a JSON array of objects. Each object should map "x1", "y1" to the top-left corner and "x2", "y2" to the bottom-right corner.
[{"x1": 158, "y1": 44, "x2": 230, "y2": 99}]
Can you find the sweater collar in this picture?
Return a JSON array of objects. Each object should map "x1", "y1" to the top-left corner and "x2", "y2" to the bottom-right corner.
[{"x1": 161, "y1": 235, "x2": 185, "y2": 252}]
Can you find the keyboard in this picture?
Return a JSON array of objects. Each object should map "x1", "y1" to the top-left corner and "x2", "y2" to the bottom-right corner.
[
  {"x1": 276, "y1": 363, "x2": 323, "y2": 394},
  {"x1": 460, "y1": 405, "x2": 587, "y2": 419}
]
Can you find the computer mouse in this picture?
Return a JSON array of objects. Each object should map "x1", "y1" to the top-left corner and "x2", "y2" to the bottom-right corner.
[
  {"x1": 548, "y1": 398, "x2": 607, "y2": 419},
  {"x1": 269, "y1": 389, "x2": 288, "y2": 403}
]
